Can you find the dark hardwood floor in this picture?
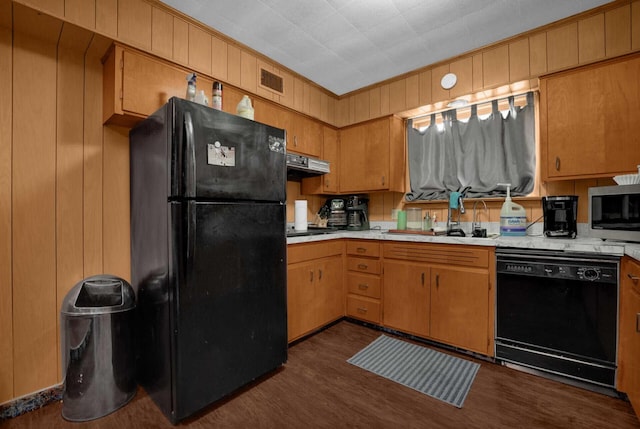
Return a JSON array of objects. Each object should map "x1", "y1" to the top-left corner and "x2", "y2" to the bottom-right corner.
[{"x1": 3, "y1": 320, "x2": 639, "y2": 428}]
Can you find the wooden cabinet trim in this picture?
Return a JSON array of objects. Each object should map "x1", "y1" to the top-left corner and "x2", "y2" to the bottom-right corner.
[{"x1": 382, "y1": 242, "x2": 489, "y2": 268}]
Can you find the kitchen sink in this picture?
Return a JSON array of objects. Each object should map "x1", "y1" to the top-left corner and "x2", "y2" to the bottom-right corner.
[{"x1": 286, "y1": 227, "x2": 341, "y2": 238}]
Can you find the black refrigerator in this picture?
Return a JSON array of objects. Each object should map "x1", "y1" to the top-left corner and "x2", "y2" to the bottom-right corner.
[{"x1": 129, "y1": 97, "x2": 287, "y2": 424}]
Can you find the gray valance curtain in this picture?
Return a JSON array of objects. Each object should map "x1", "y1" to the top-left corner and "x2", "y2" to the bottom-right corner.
[{"x1": 405, "y1": 92, "x2": 536, "y2": 201}]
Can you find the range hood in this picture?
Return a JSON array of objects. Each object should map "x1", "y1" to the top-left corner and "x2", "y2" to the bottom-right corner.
[{"x1": 286, "y1": 153, "x2": 330, "y2": 179}]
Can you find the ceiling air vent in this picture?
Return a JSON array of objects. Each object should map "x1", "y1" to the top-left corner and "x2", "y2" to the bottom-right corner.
[{"x1": 260, "y1": 67, "x2": 284, "y2": 95}]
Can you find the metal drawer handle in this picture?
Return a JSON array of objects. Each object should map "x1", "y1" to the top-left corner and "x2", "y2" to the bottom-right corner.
[
  {"x1": 555, "y1": 157, "x2": 560, "y2": 171},
  {"x1": 628, "y1": 273, "x2": 640, "y2": 282},
  {"x1": 357, "y1": 307, "x2": 368, "y2": 314},
  {"x1": 310, "y1": 271, "x2": 314, "y2": 282},
  {"x1": 318, "y1": 269, "x2": 323, "y2": 280},
  {"x1": 637, "y1": 313, "x2": 640, "y2": 333},
  {"x1": 358, "y1": 283, "x2": 369, "y2": 290},
  {"x1": 358, "y1": 264, "x2": 368, "y2": 270},
  {"x1": 356, "y1": 247, "x2": 367, "y2": 253}
]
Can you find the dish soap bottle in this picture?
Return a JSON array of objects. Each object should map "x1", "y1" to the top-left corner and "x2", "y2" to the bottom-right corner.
[
  {"x1": 498, "y1": 183, "x2": 527, "y2": 236},
  {"x1": 185, "y1": 73, "x2": 197, "y2": 102},
  {"x1": 423, "y1": 212, "x2": 432, "y2": 231},
  {"x1": 236, "y1": 95, "x2": 254, "y2": 120}
]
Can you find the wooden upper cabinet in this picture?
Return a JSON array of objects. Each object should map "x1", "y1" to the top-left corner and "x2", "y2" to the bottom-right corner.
[
  {"x1": 301, "y1": 126, "x2": 340, "y2": 195},
  {"x1": 103, "y1": 44, "x2": 212, "y2": 126},
  {"x1": 288, "y1": 115, "x2": 322, "y2": 157},
  {"x1": 540, "y1": 53, "x2": 640, "y2": 181},
  {"x1": 339, "y1": 116, "x2": 404, "y2": 193}
]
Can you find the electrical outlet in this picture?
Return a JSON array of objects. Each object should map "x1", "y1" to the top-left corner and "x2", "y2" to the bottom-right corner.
[{"x1": 391, "y1": 209, "x2": 399, "y2": 220}]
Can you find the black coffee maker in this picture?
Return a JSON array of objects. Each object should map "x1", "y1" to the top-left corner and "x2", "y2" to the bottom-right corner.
[
  {"x1": 542, "y1": 195, "x2": 578, "y2": 238},
  {"x1": 346, "y1": 195, "x2": 369, "y2": 231}
]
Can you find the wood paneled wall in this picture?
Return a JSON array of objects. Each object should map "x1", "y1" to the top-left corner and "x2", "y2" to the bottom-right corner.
[
  {"x1": 2, "y1": 0, "x2": 639, "y2": 406},
  {"x1": 337, "y1": 0, "x2": 640, "y2": 127},
  {"x1": 0, "y1": 0, "x2": 13, "y2": 407},
  {"x1": 13, "y1": 0, "x2": 337, "y2": 126},
  {"x1": 0, "y1": 3, "x2": 129, "y2": 401}
]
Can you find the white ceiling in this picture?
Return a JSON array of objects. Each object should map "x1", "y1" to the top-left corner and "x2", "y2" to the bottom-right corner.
[{"x1": 159, "y1": 0, "x2": 613, "y2": 96}]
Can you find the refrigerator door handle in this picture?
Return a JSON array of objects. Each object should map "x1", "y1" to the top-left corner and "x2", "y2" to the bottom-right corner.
[
  {"x1": 184, "y1": 111, "x2": 196, "y2": 198},
  {"x1": 187, "y1": 200, "x2": 196, "y2": 267}
]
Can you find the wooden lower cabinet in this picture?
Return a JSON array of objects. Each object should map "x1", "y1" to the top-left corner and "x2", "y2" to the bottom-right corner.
[
  {"x1": 382, "y1": 242, "x2": 493, "y2": 356},
  {"x1": 382, "y1": 260, "x2": 430, "y2": 338},
  {"x1": 430, "y1": 267, "x2": 489, "y2": 354},
  {"x1": 287, "y1": 241, "x2": 344, "y2": 342},
  {"x1": 618, "y1": 256, "x2": 640, "y2": 413}
]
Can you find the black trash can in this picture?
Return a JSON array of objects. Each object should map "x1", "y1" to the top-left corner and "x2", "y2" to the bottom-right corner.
[{"x1": 60, "y1": 275, "x2": 136, "y2": 421}]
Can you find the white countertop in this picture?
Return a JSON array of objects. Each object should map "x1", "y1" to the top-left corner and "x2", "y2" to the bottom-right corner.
[{"x1": 287, "y1": 228, "x2": 640, "y2": 260}]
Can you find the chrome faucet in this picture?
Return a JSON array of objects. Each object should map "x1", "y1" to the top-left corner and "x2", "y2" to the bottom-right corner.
[
  {"x1": 472, "y1": 200, "x2": 488, "y2": 237},
  {"x1": 447, "y1": 193, "x2": 466, "y2": 236}
]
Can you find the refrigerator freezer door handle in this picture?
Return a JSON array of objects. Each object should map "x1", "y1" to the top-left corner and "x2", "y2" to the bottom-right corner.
[
  {"x1": 187, "y1": 200, "x2": 196, "y2": 268},
  {"x1": 184, "y1": 111, "x2": 196, "y2": 198}
]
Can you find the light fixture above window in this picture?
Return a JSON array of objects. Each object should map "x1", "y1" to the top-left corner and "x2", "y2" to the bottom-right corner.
[
  {"x1": 447, "y1": 98, "x2": 468, "y2": 108},
  {"x1": 440, "y1": 72, "x2": 457, "y2": 90}
]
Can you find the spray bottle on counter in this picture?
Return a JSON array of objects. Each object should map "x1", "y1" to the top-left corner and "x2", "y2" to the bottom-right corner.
[
  {"x1": 185, "y1": 73, "x2": 197, "y2": 102},
  {"x1": 498, "y1": 183, "x2": 527, "y2": 236}
]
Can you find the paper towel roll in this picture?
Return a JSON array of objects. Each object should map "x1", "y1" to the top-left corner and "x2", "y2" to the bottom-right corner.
[{"x1": 294, "y1": 200, "x2": 308, "y2": 231}]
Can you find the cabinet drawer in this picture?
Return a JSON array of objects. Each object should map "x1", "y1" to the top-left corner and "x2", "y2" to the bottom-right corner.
[
  {"x1": 347, "y1": 296, "x2": 381, "y2": 324},
  {"x1": 346, "y1": 240, "x2": 380, "y2": 257},
  {"x1": 347, "y1": 257, "x2": 381, "y2": 275},
  {"x1": 288, "y1": 241, "x2": 344, "y2": 264},
  {"x1": 347, "y1": 273, "x2": 381, "y2": 299}
]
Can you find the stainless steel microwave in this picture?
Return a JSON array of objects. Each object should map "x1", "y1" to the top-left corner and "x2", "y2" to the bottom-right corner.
[{"x1": 588, "y1": 184, "x2": 640, "y2": 242}]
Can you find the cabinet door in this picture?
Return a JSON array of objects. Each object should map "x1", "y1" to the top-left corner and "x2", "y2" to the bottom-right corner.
[
  {"x1": 339, "y1": 118, "x2": 390, "y2": 192},
  {"x1": 322, "y1": 127, "x2": 340, "y2": 193},
  {"x1": 430, "y1": 267, "x2": 489, "y2": 354},
  {"x1": 542, "y1": 54, "x2": 640, "y2": 180},
  {"x1": 104, "y1": 45, "x2": 213, "y2": 126},
  {"x1": 300, "y1": 126, "x2": 339, "y2": 195},
  {"x1": 288, "y1": 115, "x2": 321, "y2": 157},
  {"x1": 316, "y1": 256, "x2": 344, "y2": 326},
  {"x1": 619, "y1": 257, "x2": 640, "y2": 414},
  {"x1": 287, "y1": 262, "x2": 316, "y2": 342},
  {"x1": 383, "y1": 260, "x2": 430, "y2": 337}
]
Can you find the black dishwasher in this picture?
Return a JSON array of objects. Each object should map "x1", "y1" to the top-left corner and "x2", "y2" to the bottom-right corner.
[{"x1": 495, "y1": 248, "x2": 619, "y2": 389}]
